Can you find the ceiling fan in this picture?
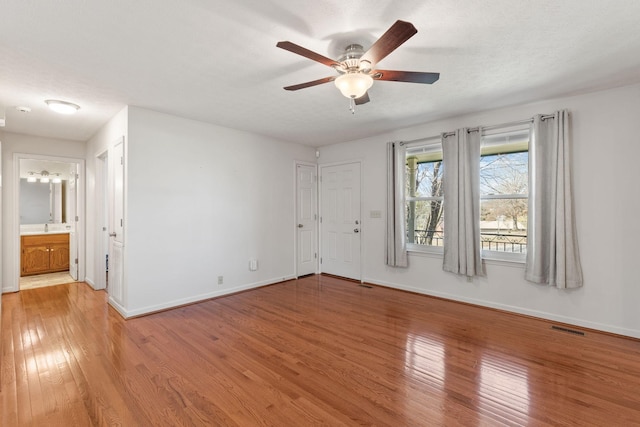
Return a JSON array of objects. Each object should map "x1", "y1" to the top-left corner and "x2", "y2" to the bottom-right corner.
[{"x1": 277, "y1": 20, "x2": 440, "y2": 112}]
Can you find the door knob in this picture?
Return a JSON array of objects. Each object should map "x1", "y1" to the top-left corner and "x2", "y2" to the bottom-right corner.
[
  {"x1": 298, "y1": 224, "x2": 303, "y2": 228},
  {"x1": 109, "y1": 232, "x2": 117, "y2": 237},
  {"x1": 354, "y1": 228, "x2": 359, "y2": 233}
]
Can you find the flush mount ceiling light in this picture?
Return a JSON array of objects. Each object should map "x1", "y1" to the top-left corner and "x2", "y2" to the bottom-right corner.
[{"x1": 45, "y1": 99, "x2": 80, "y2": 114}]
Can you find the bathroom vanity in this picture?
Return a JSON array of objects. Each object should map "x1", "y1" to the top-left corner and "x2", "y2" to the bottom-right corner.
[{"x1": 21, "y1": 233, "x2": 70, "y2": 276}]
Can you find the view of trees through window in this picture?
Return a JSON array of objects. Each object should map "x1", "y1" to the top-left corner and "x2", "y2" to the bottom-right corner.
[
  {"x1": 479, "y1": 150, "x2": 528, "y2": 253},
  {"x1": 405, "y1": 131, "x2": 529, "y2": 254},
  {"x1": 405, "y1": 151, "x2": 444, "y2": 247}
]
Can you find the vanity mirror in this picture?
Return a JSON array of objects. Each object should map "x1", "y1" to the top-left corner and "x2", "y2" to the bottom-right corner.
[{"x1": 19, "y1": 159, "x2": 74, "y2": 225}]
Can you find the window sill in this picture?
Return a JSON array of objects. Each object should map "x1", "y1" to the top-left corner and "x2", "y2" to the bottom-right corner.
[
  {"x1": 407, "y1": 244, "x2": 443, "y2": 257},
  {"x1": 482, "y1": 250, "x2": 526, "y2": 264},
  {"x1": 406, "y1": 245, "x2": 526, "y2": 266}
]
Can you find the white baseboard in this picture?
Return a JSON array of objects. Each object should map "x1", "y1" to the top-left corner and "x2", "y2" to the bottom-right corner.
[
  {"x1": 115, "y1": 274, "x2": 297, "y2": 319},
  {"x1": 108, "y1": 297, "x2": 128, "y2": 318},
  {"x1": 363, "y1": 277, "x2": 640, "y2": 340}
]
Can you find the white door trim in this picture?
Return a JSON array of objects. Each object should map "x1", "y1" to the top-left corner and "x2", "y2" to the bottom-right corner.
[{"x1": 10, "y1": 153, "x2": 85, "y2": 293}]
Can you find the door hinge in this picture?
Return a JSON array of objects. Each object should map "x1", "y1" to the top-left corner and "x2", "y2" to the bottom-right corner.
[
  {"x1": 120, "y1": 219, "x2": 123, "y2": 227},
  {"x1": 320, "y1": 216, "x2": 322, "y2": 223},
  {"x1": 320, "y1": 257, "x2": 323, "y2": 264},
  {"x1": 314, "y1": 214, "x2": 317, "y2": 221},
  {"x1": 75, "y1": 215, "x2": 79, "y2": 222},
  {"x1": 120, "y1": 156, "x2": 123, "y2": 165},
  {"x1": 75, "y1": 173, "x2": 79, "y2": 180},
  {"x1": 75, "y1": 258, "x2": 78, "y2": 265},
  {"x1": 314, "y1": 253, "x2": 317, "y2": 259}
]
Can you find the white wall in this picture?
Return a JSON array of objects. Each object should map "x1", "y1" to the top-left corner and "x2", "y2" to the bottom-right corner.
[
  {"x1": 1, "y1": 132, "x2": 85, "y2": 292},
  {"x1": 319, "y1": 83, "x2": 640, "y2": 339},
  {"x1": 113, "y1": 107, "x2": 316, "y2": 316}
]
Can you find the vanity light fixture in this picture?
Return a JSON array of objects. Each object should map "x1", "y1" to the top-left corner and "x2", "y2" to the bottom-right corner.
[
  {"x1": 45, "y1": 99, "x2": 81, "y2": 114},
  {"x1": 39, "y1": 170, "x2": 50, "y2": 183},
  {"x1": 26, "y1": 170, "x2": 63, "y2": 184}
]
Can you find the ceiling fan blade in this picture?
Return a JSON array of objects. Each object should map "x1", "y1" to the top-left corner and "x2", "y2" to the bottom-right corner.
[
  {"x1": 373, "y1": 70, "x2": 440, "y2": 84},
  {"x1": 283, "y1": 76, "x2": 336, "y2": 91},
  {"x1": 355, "y1": 92, "x2": 370, "y2": 105},
  {"x1": 360, "y1": 20, "x2": 417, "y2": 66},
  {"x1": 277, "y1": 41, "x2": 341, "y2": 68}
]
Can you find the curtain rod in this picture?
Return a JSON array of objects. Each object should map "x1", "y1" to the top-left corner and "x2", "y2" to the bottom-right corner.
[{"x1": 402, "y1": 113, "x2": 556, "y2": 144}]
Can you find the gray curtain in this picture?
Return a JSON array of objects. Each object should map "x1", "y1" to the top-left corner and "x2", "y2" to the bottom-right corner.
[
  {"x1": 442, "y1": 129, "x2": 485, "y2": 277},
  {"x1": 386, "y1": 142, "x2": 408, "y2": 267},
  {"x1": 525, "y1": 110, "x2": 583, "y2": 288}
]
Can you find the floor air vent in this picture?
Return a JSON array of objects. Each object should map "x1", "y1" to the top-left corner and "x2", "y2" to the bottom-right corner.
[
  {"x1": 551, "y1": 325, "x2": 585, "y2": 336},
  {"x1": 358, "y1": 284, "x2": 373, "y2": 289}
]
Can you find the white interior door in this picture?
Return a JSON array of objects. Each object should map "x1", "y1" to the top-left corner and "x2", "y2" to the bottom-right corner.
[
  {"x1": 68, "y1": 163, "x2": 78, "y2": 280},
  {"x1": 108, "y1": 137, "x2": 125, "y2": 305},
  {"x1": 320, "y1": 162, "x2": 361, "y2": 280},
  {"x1": 92, "y1": 152, "x2": 108, "y2": 290},
  {"x1": 296, "y1": 163, "x2": 317, "y2": 276}
]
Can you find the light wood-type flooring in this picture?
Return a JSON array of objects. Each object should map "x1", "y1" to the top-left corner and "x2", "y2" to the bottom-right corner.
[
  {"x1": 19, "y1": 271, "x2": 75, "y2": 290},
  {"x1": 2, "y1": 275, "x2": 640, "y2": 426}
]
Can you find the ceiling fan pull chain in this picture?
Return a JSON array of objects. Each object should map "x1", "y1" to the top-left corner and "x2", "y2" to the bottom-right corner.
[{"x1": 349, "y1": 97, "x2": 356, "y2": 114}]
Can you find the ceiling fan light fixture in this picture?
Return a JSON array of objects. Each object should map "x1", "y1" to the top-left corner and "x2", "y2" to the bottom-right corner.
[
  {"x1": 45, "y1": 99, "x2": 81, "y2": 115},
  {"x1": 334, "y1": 73, "x2": 373, "y2": 99}
]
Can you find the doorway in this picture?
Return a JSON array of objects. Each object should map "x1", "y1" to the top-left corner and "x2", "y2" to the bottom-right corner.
[
  {"x1": 319, "y1": 162, "x2": 362, "y2": 281},
  {"x1": 13, "y1": 154, "x2": 85, "y2": 292}
]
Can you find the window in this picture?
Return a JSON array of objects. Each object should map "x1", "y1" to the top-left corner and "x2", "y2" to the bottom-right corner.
[
  {"x1": 480, "y1": 128, "x2": 530, "y2": 260},
  {"x1": 405, "y1": 142, "x2": 444, "y2": 251},
  {"x1": 403, "y1": 127, "x2": 530, "y2": 260}
]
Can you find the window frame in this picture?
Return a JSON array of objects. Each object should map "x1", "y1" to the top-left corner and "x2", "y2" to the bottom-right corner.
[
  {"x1": 404, "y1": 140, "x2": 444, "y2": 255},
  {"x1": 402, "y1": 127, "x2": 531, "y2": 261},
  {"x1": 479, "y1": 126, "x2": 530, "y2": 263}
]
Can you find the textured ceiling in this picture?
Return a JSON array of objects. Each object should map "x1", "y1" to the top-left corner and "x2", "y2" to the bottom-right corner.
[{"x1": 1, "y1": 0, "x2": 640, "y2": 146}]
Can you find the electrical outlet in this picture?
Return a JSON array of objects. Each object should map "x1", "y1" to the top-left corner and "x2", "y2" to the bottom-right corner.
[{"x1": 217, "y1": 276, "x2": 223, "y2": 285}]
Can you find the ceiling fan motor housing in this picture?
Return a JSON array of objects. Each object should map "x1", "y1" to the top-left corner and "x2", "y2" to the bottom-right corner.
[{"x1": 338, "y1": 44, "x2": 371, "y2": 73}]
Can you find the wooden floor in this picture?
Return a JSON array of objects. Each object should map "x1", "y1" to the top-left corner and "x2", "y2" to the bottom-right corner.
[{"x1": 2, "y1": 275, "x2": 640, "y2": 426}]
